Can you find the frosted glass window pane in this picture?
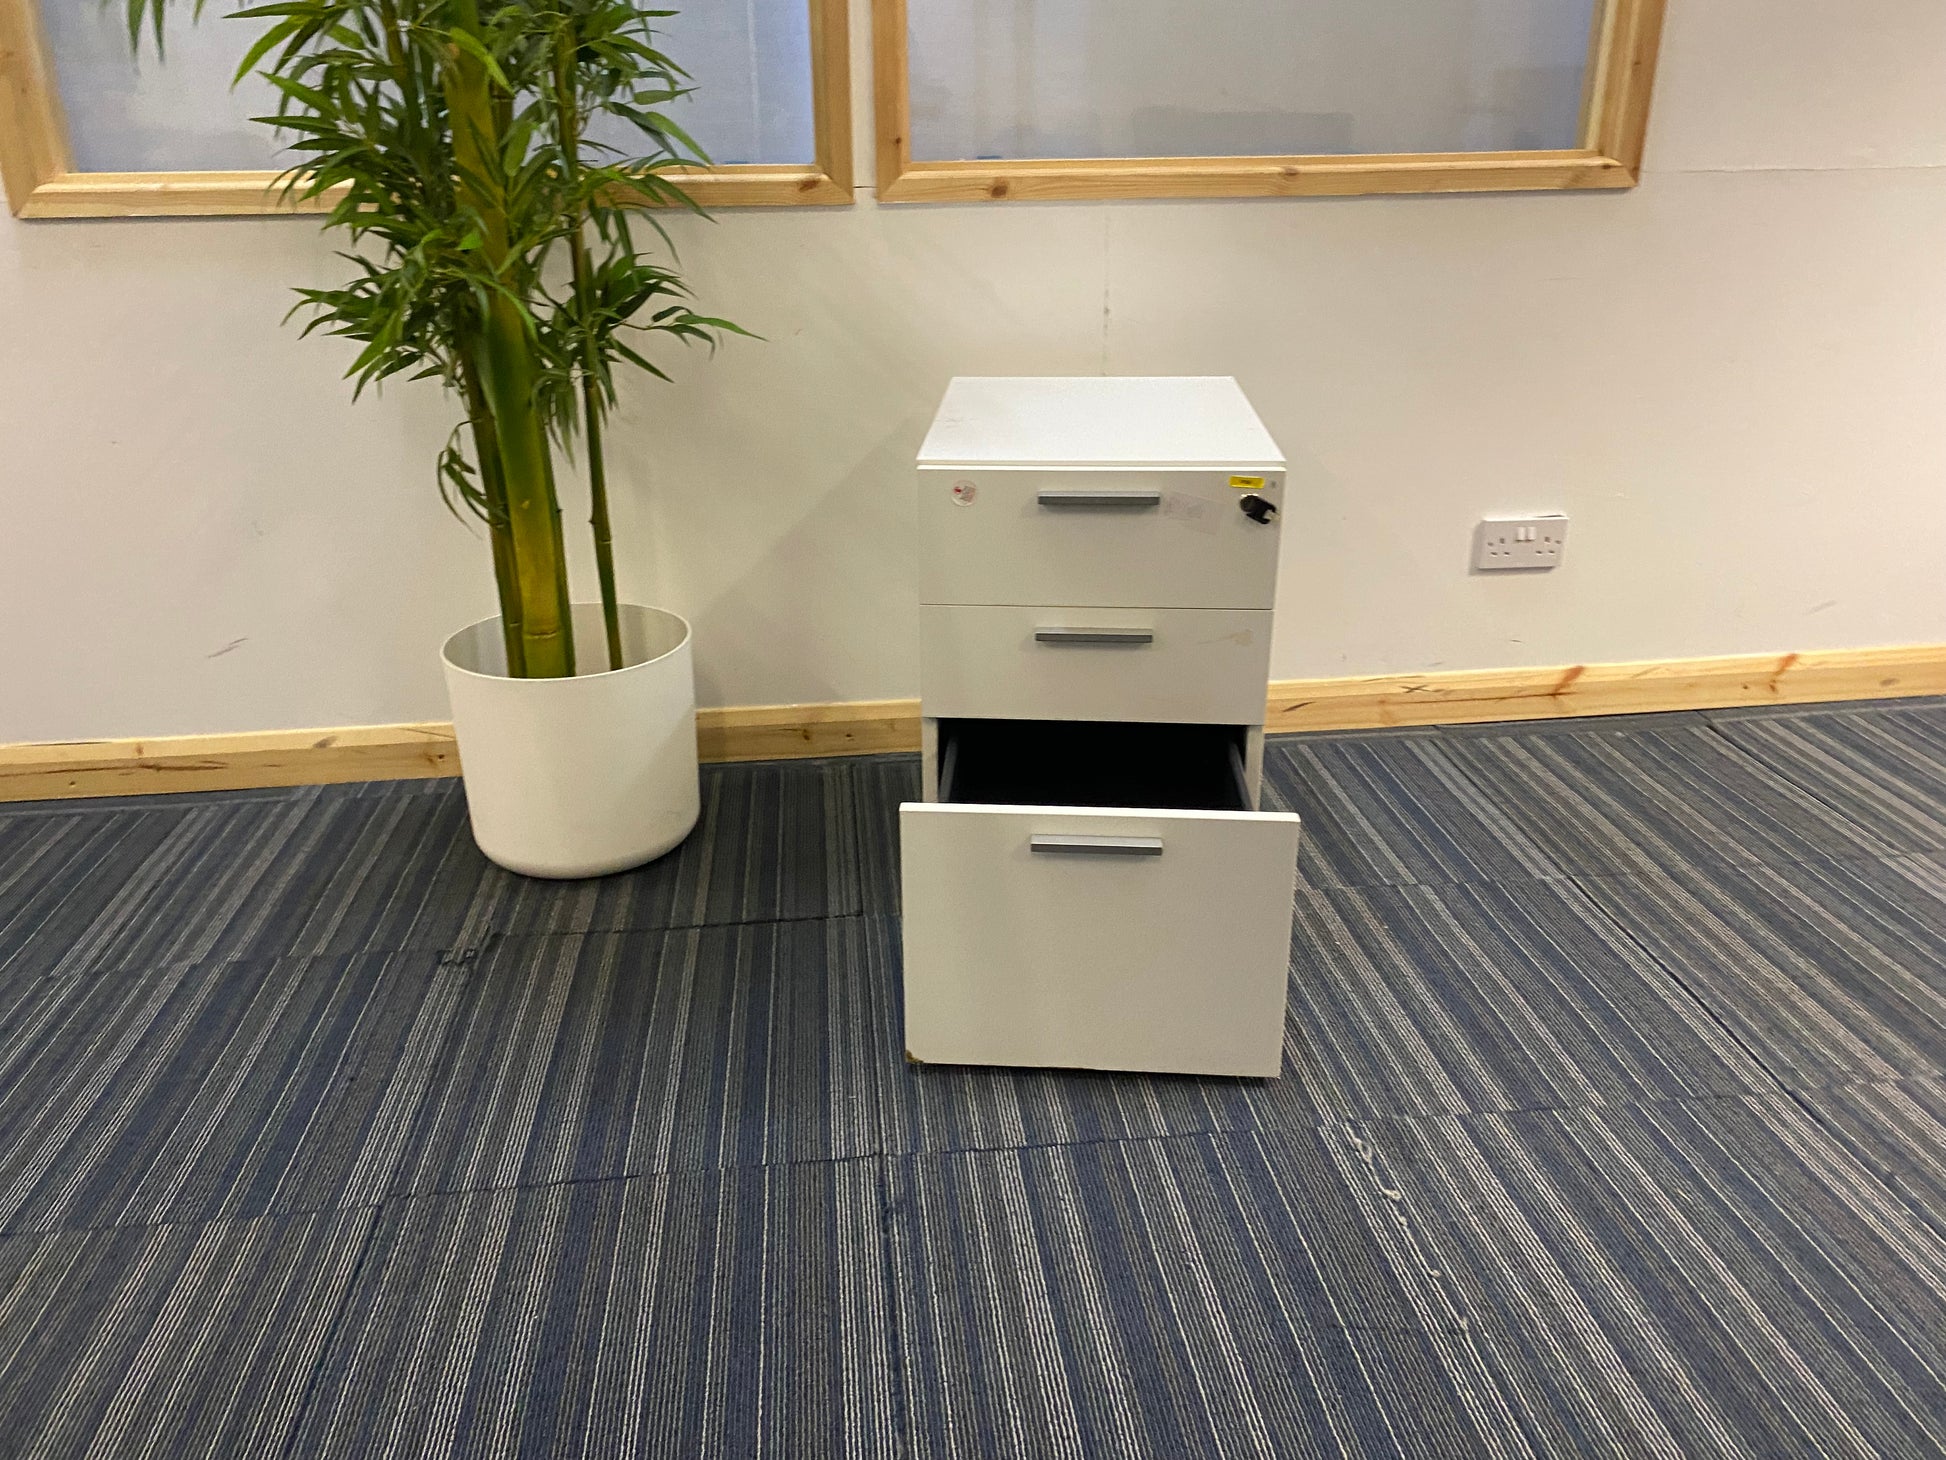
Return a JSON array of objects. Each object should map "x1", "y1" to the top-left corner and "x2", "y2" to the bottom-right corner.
[
  {"x1": 42, "y1": 2, "x2": 815, "y2": 174},
  {"x1": 651, "y1": 0, "x2": 816, "y2": 166},
  {"x1": 907, "y1": 0, "x2": 1600, "y2": 161},
  {"x1": 43, "y1": 4, "x2": 287, "y2": 171}
]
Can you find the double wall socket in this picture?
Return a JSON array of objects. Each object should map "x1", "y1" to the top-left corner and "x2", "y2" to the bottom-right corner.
[{"x1": 1474, "y1": 514, "x2": 1568, "y2": 571}]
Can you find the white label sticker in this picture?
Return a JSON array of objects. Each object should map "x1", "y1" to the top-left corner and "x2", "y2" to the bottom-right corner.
[{"x1": 951, "y1": 480, "x2": 977, "y2": 506}]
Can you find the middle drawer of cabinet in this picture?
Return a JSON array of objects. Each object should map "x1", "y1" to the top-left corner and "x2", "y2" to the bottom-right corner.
[{"x1": 919, "y1": 604, "x2": 1274, "y2": 725}]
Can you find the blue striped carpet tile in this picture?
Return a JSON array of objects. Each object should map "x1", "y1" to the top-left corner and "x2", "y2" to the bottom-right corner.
[
  {"x1": 885, "y1": 1127, "x2": 1528, "y2": 1460},
  {"x1": 0, "y1": 919, "x2": 902, "y2": 1235},
  {"x1": 374, "y1": 920, "x2": 902, "y2": 1199},
  {"x1": 1358, "y1": 1093, "x2": 1946, "y2": 1459},
  {"x1": 449, "y1": 756, "x2": 872, "y2": 943},
  {"x1": 850, "y1": 753, "x2": 920, "y2": 915},
  {"x1": 0, "y1": 806, "x2": 227, "y2": 982},
  {"x1": 1434, "y1": 711, "x2": 1713, "y2": 738},
  {"x1": 0, "y1": 758, "x2": 872, "y2": 983},
  {"x1": 1277, "y1": 876, "x2": 1771, "y2": 1119},
  {"x1": 880, "y1": 878, "x2": 1769, "y2": 1157},
  {"x1": 0, "y1": 1204, "x2": 376, "y2": 1460},
  {"x1": 1573, "y1": 852, "x2": 1946, "y2": 1093},
  {"x1": 1843, "y1": 698, "x2": 1945, "y2": 740},
  {"x1": 1260, "y1": 731, "x2": 1570, "y2": 890},
  {"x1": 1706, "y1": 701, "x2": 1946, "y2": 853},
  {"x1": 0, "y1": 946, "x2": 461, "y2": 1235},
  {"x1": 1797, "y1": 1075, "x2": 1946, "y2": 1242},
  {"x1": 0, "y1": 784, "x2": 479, "y2": 985},
  {"x1": 1427, "y1": 720, "x2": 1895, "y2": 878},
  {"x1": 288, "y1": 1159, "x2": 898, "y2": 1460},
  {"x1": 1702, "y1": 695, "x2": 1946, "y2": 729},
  {"x1": 0, "y1": 780, "x2": 340, "y2": 820}
]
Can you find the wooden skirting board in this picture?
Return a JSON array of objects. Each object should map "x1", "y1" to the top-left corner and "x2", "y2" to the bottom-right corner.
[
  {"x1": 1265, "y1": 645, "x2": 1946, "y2": 733},
  {"x1": 4, "y1": 644, "x2": 1942, "y2": 804}
]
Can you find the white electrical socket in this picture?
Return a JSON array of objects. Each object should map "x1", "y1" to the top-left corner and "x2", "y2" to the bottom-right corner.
[{"x1": 1474, "y1": 514, "x2": 1568, "y2": 571}]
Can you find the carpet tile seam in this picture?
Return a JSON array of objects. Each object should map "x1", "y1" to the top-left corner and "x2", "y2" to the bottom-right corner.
[
  {"x1": 0, "y1": 1152, "x2": 913, "y2": 1242},
  {"x1": 1786, "y1": 1076, "x2": 1946, "y2": 1238},
  {"x1": 1560, "y1": 854, "x2": 1946, "y2": 1093},
  {"x1": 0, "y1": 912, "x2": 856, "y2": 990},
  {"x1": 1560, "y1": 861, "x2": 1871, "y2": 1144},
  {"x1": 1696, "y1": 714, "x2": 1946, "y2": 841},
  {"x1": 0, "y1": 760, "x2": 880, "y2": 985},
  {"x1": 15, "y1": 1004, "x2": 1860, "y2": 1238},
  {"x1": 0, "y1": 910, "x2": 898, "y2": 1004},
  {"x1": 1467, "y1": 868, "x2": 1946, "y2": 1328},
  {"x1": 880, "y1": 1081, "x2": 1835, "y2": 1171},
  {"x1": 271, "y1": 1204, "x2": 386, "y2": 1460},
  {"x1": 873, "y1": 1155, "x2": 915, "y2": 1460},
  {"x1": 1697, "y1": 712, "x2": 1946, "y2": 861},
  {"x1": 0, "y1": 915, "x2": 905, "y2": 1242},
  {"x1": 13, "y1": 1090, "x2": 1783, "y2": 1247}
]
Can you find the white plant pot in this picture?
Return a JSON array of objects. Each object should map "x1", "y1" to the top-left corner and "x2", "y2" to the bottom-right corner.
[{"x1": 441, "y1": 603, "x2": 700, "y2": 879}]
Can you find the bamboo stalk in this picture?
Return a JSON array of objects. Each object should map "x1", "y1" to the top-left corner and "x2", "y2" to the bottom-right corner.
[
  {"x1": 442, "y1": 0, "x2": 574, "y2": 679},
  {"x1": 581, "y1": 379, "x2": 623, "y2": 671},
  {"x1": 542, "y1": 447, "x2": 576, "y2": 670},
  {"x1": 458, "y1": 348, "x2": 526, "y2": 676},
  {"x1": 476, "y1": 267, "x2": 574, "y2": 679},
  {"x1": 554, "y1": 25, "x2": 624, "y2": 673}
]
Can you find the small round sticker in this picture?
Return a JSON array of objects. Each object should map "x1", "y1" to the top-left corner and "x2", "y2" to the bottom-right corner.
[{"x1": 951, "y1": 480, "x2": 977, "y2": 506}]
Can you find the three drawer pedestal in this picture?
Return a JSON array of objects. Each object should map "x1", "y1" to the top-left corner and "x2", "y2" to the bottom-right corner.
[{"x1": 899, "y1": 377, "x2": 1301, "y2": 1079}]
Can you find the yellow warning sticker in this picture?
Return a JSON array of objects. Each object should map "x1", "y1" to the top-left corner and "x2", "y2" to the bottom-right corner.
[{"x1": 1229, "y1": 475, "x2": 1266, "y2": 490}]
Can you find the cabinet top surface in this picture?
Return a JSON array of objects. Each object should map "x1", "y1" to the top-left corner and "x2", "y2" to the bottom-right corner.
[{"x1": 919, "y1": 376, "x2": 1285, "y2": 471}]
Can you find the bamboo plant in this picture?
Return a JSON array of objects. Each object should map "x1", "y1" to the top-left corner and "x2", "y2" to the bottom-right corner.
[{"x1": 128, "y1": 0, "x2": 739, "y2": 676}]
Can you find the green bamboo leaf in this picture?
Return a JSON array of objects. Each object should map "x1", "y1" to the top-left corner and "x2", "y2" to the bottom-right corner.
[
  {"x1": 233, "y1": 16, "x2": 303, "y2": 85},
  {"x1": 445, "y1": 26, "x2": 514, "y2": 93}
]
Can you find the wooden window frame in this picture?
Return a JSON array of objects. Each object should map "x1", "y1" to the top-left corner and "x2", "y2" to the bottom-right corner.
[
  {"x1": 0, "y1": 0, "x2": 853, "y2": 217},
  {"x1": 872, "y1": 0, "x2": 1664, "y2": 202}
]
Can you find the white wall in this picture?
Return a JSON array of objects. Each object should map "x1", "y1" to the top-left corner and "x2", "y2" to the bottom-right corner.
[{"x1": 4, "y1": 0, "x2": 1946, "y2": 743}]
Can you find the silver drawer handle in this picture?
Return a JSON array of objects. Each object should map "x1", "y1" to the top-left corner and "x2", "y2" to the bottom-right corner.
[
  {"x1": 1037, "y1": 488, "x2": 1162, "y2": 509},
  {"x1": 1030, "y1": 835, "x2": 1165, "y2": 858},
  {"x1": 1034, "y1": 628, "x2": 1155, "y2": 646}
]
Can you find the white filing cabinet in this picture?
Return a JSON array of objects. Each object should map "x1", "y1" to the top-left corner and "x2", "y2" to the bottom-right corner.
[{"x1": 900, "y1": 377, "x2": 1302, "y2": 1079}]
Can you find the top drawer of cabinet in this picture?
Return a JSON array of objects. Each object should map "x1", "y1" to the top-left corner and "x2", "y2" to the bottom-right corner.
[{"x1": 918, "y1": 469, "x2": 1284, "y2": 610}]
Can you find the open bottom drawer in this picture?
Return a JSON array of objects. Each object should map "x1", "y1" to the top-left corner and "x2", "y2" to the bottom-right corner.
[{"x1": 900, "y1": 721, "x2": 1301, "y2": 1078}]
